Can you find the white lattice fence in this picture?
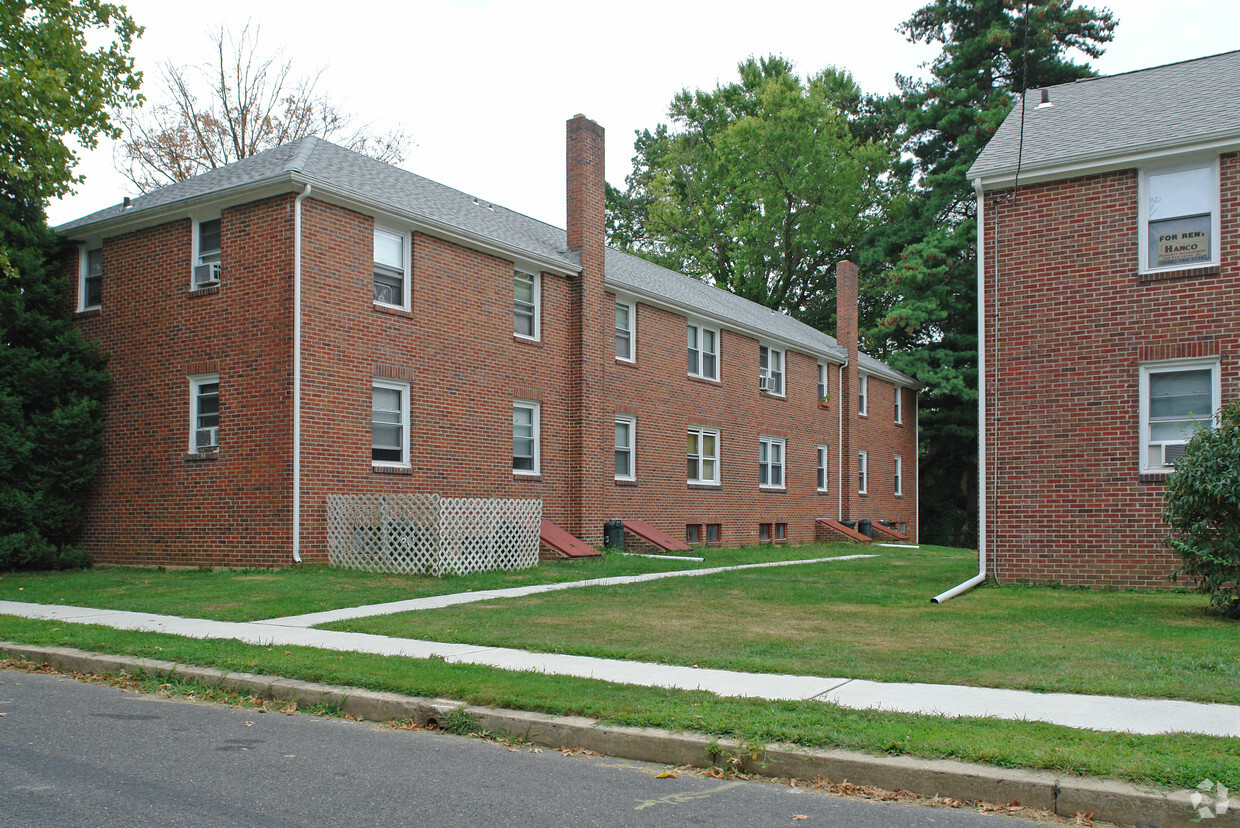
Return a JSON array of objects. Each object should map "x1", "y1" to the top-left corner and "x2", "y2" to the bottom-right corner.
[{"x1": 327, "y1": 494, "x2": 540, "y2": 576}]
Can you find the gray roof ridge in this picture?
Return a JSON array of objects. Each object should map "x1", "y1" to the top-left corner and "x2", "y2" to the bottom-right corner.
[
  {"x1": 283, "y1": 136, "x2": 321, "y2": 172},
  {"x1": 1055, "y1": 48, "x2": 1240, "y2": 89}
]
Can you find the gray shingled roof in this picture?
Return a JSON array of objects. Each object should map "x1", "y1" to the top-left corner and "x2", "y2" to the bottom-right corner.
[
  {"x1": 59, "y1": 137, "x2": 916, "y2": 384},
  {"x1": 970, "y1": 50, "x2": 1240, "y2": 182}
]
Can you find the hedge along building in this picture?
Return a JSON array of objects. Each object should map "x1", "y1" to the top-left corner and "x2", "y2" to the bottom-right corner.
[
  {"x1": 57, "y1": 115, "x2": 920, "y2": 567},
  {"x1": 969, "y1": 52, "x2": 1240, "y2": 588}
]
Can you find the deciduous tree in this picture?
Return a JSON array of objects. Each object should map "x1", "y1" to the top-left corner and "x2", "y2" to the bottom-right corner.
[{"x1": 116, "y1": 23, "x2": 408, "y2": 193}]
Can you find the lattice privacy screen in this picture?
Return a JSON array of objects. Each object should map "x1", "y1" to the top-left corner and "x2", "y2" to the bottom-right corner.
[{"x1": 327, "y1": 494, "x2": 541, "y2": 576}]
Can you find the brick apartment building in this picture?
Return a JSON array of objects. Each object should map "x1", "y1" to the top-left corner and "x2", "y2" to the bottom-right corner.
[
  {"x1": 57, "y1": 115, "x2": 919, "y2": 567},
  {"x1": 970, "y1": 52, "x2": 1240, "y2": 587}
]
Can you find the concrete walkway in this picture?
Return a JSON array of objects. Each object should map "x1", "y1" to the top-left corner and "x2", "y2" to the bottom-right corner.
[{"x1": 4, "y1": 596, "x2": 1239, "y2": 738}]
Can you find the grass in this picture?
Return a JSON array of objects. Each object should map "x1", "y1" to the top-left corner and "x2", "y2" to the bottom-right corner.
[
  {"x1": 326, "y1": 545, "x2": 1240, "y2": 705},
  {"x1": 0, "y1": 545, "x2": 827, "y2": 622},
  {"x1": 1, "y1": 542, "x2": 1237, "y2": 791},
  {"x1": 1, "y1": 615, "x2": 1238, "y2": 792}
]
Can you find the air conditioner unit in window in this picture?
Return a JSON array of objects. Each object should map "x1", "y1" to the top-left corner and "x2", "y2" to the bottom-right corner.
[
  {"x1": 1162, "y1": 443, "x2": 1188, "y2": 466},
  {"x1": 759, "y1": 374, "x2": 776, "y2": 393},
  {"x1": 195, "y1": 427, "x2": 219, "y2": 451},
  {"x1": 193, "y1": 262, "x2": 221, "y2": 286}
]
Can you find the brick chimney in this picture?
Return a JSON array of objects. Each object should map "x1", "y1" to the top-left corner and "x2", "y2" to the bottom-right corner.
[
  {"x1": 565, "y1": 115, "x2": 608, "y2": 542},
  {"x1": 837, "y1": 260, "x2": 859, "y2": 520}
]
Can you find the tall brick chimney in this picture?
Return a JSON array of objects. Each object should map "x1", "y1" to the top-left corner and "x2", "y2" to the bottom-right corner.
[
  {"x1": 565, "y1": 115, "x2": 608, "y2": 542},
  {"x1": 837, "y1": 260, "x2": 859, "y2": 520}
]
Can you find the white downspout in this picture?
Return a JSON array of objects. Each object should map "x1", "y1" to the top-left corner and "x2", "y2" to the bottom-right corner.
[
  {"x1": 932, "y1": 180, "x2": 987, "y2": 603},
  {"x1": 292, "y1": 184, "x2": 311, "y2": 564},
  {"x1": 837, "y1": 362, "x2": 844, "y2": 521}
]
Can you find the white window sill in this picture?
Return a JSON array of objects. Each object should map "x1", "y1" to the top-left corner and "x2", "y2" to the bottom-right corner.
[
  {"x1": 759, "y1": 485, "x2": 786, "y2": 492},
  {"x1": 687, "y1": 480, "x2": 721, "y2": 488},
  {"x1": 687, "y1": 373, "x2": 721, "y2": 384}
]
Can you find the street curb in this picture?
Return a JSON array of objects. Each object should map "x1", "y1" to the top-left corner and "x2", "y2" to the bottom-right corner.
[{"x1": 0, "y1": 642, "x2": 1217, "y2": 827}]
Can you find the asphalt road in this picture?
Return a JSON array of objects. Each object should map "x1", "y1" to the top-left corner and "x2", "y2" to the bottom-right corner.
[{"x1": 0, "y1": 668, "x2": 1038, "y2": 827}]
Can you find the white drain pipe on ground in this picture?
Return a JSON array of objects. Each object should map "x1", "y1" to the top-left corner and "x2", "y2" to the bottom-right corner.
[{"x1": 932, "y1": 181, "x2": 987, "y2": 604}]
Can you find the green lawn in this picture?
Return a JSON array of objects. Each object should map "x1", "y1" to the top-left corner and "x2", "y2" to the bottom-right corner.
[
  {"x1": 0, "y1": 546, "x2": 824, "y2": 621},
  {"x1": 2, "y1": 542, "x2": 1238, "y2": 791},
  {"x1": 326, "y1": 545, "x2": 1239, "y2": 705}
]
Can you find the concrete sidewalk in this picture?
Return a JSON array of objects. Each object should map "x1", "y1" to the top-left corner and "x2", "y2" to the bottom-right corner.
[{"x1": 3, "y1": 597, "x2": 1238, "y2": 738}]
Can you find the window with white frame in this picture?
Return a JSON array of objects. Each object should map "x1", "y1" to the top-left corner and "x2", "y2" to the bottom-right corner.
[
  {"x1": 759, "y1": 345, "x2": 784, "y2": 395},
  {"x1": 759, "y1": 436, "x2": 785, "y2": 489},
  {"x1": 858, "y1": 450, "x2": 868, "y2": 494},
  {"x1": 817, "y1": 445, "x2": 829, "y2": 492},
  {"x1": 859, "y1": 374, "x2": 868, "y2": 415},
  {"x1": 193, "y1": 218, "x2": 221, "y2": 288},
  {"x1": 371, "y1": 381, "x2": 409, "y2": 466},
  {"x1": 894, "y1": 455, "x2": 903, "y2": 496},
  {"x1": 373, "y1": 227, "x2": 408, "y2": 309},
  {"x1": 80, "y1": 247, "x2": 102, "y2": 310},
  {"x1": 1141, "y1": 160, "x2": 1219, "y2": 272},
  {"x1": 615, "y1": 300, "x2": 635, "y2": 362},
  {"x1": 1139, "y1": 359, "x2": 1219, "y2": 472},
  {"x1": 614, "y1": 415, "x2": 635, "y2": 481},
  {"x1": 513, "y1": 401, "x2": 540, "y2": 474},
  {"x1": 894, "y1": 385, "x2": 903, "y2": 423},
  {"x1": 189, "y1": 375, "x2": 219, "y2": 453},
  {"x1": 687, "y1": 323, "x2": 719, "y2": 380},
  {"x1": 817, "y1": 363, "x2": 828, "y2": 401},
  {"x1": 687, "y1": 426, "x2": 720, "y2": 485},
  {"x1": 514, "y1": 271, "x2": 540, "y2": 339}
]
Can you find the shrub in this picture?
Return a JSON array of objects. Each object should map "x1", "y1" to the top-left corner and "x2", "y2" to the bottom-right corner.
[{"x1": 1163, "y1": 399, "x2": 1240, "y2": 617}]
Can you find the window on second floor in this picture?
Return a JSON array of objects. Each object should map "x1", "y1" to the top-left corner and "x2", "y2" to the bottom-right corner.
[
  {"x1": 817, "y1": 363, "x2": 828, "y2": 401},
  {"x1": 373, "y1": 227, "x2": 408, "y2": 309},
  {"x1": 1141, "y1": 159, "x2": 1219, "y2": 273},
  {"x1": 615, "y1": 416, "x2": 635, "y2": 481},
  {"x1": 759, "y1": 345, "x2": 784, "y2": 396},
  {"x1": 894, "y1": 386, "x2": 903, "y2": 423},
  {"x1": 615, "y1": 300, "x2": 635, "y2": 362},
  {"x1": 859, "y1": 375, "x2": 869, "y2": 416},
  {"x1": 189, "y1": 374, "x2": 219, "y2": 453},
  {"x1": 193, "y1": 218, "x2": 221, "y2": 288},
  {"x1": 759, "y1": 436, "x2": 785, "y2": 489},
  {"x1": 687, "y1": 426, "x2": 720, "y2": 485},
  {"x1": 687, "y1": 323, "x2": 719, "y2": 381},
  {"x1": 80, "y1": 247, "x2": 102, "y2": 310},
  {"x1": 514, "y1": 271, "x2": 540, "y2": 340}
]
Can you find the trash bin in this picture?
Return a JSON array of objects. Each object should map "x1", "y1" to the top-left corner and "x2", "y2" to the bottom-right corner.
[
  {"x1": 839, "y1": 519, "x2": 856, "y2": 530},
  {"x1": 603, "y1": 520, "x2": 625, "y2": 550},
  {"x1": 858, "y1": 519, "x2": 872, "y2": 539}
]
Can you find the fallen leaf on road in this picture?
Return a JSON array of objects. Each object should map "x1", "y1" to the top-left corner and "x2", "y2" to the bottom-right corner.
[
  {"x1": 243, "y1": 721, "x2": 254, "y2": 727},
  {"x1": 655, "y1": 770, "x2": 677, "y2": 779},
  {"x1": 791, "y1": 816, "x2": 808, "y2": 821}
]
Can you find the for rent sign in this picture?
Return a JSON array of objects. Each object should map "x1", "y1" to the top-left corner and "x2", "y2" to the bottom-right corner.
[{"x1": 1150, "y1": 214, "x2": 1211, "y2": 267}]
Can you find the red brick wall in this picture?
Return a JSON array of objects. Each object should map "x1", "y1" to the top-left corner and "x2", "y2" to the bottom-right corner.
[
  {"x1": 981, "y1": 154, "x2": 1240, "y2": 587},
  {"x1": 71, "y1": 196, "x2": 295, "y2": 567}
]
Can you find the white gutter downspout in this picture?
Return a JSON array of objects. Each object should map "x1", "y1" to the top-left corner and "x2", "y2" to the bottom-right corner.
[
  {"x1": 932, "y1": 180, "x2": 987, "y2": 603},
  {"x1": 837, "y1": 363, "x2": 844, "y2": 521},
  {"x1": 292, "y1": 184, "x2": 311, "y2": 564}
]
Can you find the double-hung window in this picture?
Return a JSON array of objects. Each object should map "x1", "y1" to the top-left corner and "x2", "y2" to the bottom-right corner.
[
  {"x1": 759, "y1": 436, "x2": 785, "y2": 489},
  {"x1": 894, "y1": 386, "x2": 903, "y2": 423},
  {"x1": 1139, "y1": 359, "x2": 1219, "y2": 472},
  {"x1": 1141, "y1": 160, "x2": 1219, "y2": 272},
  {"x1": 894, "y1": 455, "x2": 903, "y2": 496},
  {"x1": 514, "y1": 271, "x2": 540, "y2": 339},
  {"x1": 858, "y1": 450, "x2": 868, "y2": 494},
  {"x1": 189, "y1": 375, "x2": 219, "y2": 453},
  {"x1": 193, "y1": 218, "x2": 222, "y2": 288},
  {"x1": 371, "y1": 381, "x2": 409, "y2": 466},
  {"x1": 817, "y1": 445, "x2": 829, "y2": 492},
  {"x1": 759, "y1": 346, "x2": 784, "y2": 396},
  {"x1": 817, "y1": 363, "x2": 828, "y2": 401},
  {"x1": 513, "y1": 401, "x2": 540, "y2": 474},
  {"x1": 687, "y1": 426, "x2": 720, "y2": 485},
  {"x1": 859, "y1": 375, "x2": 869, "y2": 415},
  {"x1": 687, "y1": 323, "x2": 719, "y2": 380},
  {"x1": 615, "y1": 300, "x2": 635, "y2": 362},
  {"x1": 373, "y1": 227, "x2": 408, "y2": 309},
  {"x1": 614, "y1": 416, "x2": 635, "y2": 481},
  {"x1": 81, "y1": 247, "x2": 102, "y2": 310}
]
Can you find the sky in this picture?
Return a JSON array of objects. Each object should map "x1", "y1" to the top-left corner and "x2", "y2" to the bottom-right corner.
[{"x1": 46, "y1": 0, "x2": 1240, "y2": 229}]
